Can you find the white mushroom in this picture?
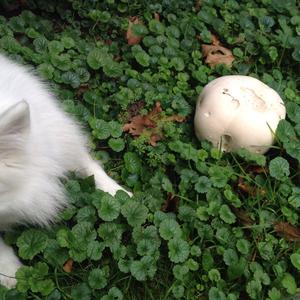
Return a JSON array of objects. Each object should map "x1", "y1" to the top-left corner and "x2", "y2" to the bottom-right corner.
[{"x1": 194, "y1": 75, "x2": 286, "y2": 154}]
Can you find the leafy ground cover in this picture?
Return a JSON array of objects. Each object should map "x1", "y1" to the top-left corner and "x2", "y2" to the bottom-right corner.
[{"x1": 0, "y1": 0, "x2": 299, "y2": 299}]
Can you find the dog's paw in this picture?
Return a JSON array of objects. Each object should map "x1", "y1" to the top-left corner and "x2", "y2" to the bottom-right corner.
[
  {"x1": 0, "y1": 274, "x2": 18, "y2": 289},
  {"x1": 0, "y1": 241, "x2": 23, "y2": 289},
  {"x1": 101, "y1": 181, "x2": 132, "y2": 197}
]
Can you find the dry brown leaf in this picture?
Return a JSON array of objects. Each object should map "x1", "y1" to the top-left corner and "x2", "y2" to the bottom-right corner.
[
  {"x1": 123, "y1": 115, "x2": 155, "y2": 137},
  {"x1": 154, "y1": 13, "x2": 160, "y2": 21},
  {"x1": 126, "y1": 17, "x2": 143, "y2": 45},
  {"x1": 232, "y1": 207, "x2": 255, "y2": 227},
  {"x1": 166, "y1": 115, "x2": 186, "y2": 123},
  {"x1": 194, "y1": 0, "x2": 201, "y2": 12},
  {"x1": 123, "y1": 101, "x2": 185, "y2": 146},
  {"x1": 238, "y1": 177, "x2": 266, "y2": 197},
  {"x1": 162, "y1": 192, "x2": 180, "y2": 212},
  {"x1": 127, "y1": 100, "x2": 145, "y2": 118},
  {"x1": 150, "y1": 133, "x2": 162, "y2": 146},
  {"x1": 202, "y1": 44, "x2": 234, "y2": 67},
  {"x1": 211, "y1": 34, "x2": 220, "y2": 46},
  {"x1": 63, "y1": 259, "x2": 74, "y2": 273},
  {"x1": 247, "y1": 165, "x2": 268, "y2": 174},
  {"x1": 76, "y1": 84, "x2": 89, "y2": 98},
  {"x1": 274, "y1": 222, "x2": 300, "y2": 241}
]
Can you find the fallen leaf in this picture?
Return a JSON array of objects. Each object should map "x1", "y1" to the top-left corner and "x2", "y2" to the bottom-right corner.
[
  {"x1": 76, "y1": 83, "x2": 89, "y2": 98},
  {"x1": 150, "y1": 133, "x2": 162, "y2": 146},
  {"x1": 201, "y1": 35, "x2": 234, "y2": 67},
  {"x1": 124, "y1": 102, "x2": 185, "y2": 146},
  {"x1": 127, "y1": 100, "x2": 145, "y2": 118},
  {"x1": 194, "y1": 0, "x2": 201, "y2": 12},
  {"x1": 202, "y1": 44, "x2": 235, "y2": 67},
  {"x1": 162, "y1": 192, "x2": 180, "y2": 212},
  {"x1": 63, "y1": 259, "x2": 74, "y2": 273},
  {"x1": 247, "y1": 165, "x2": 268, "y2": 174},
  {"x1": 238, "y1": 177, "x2": 266, "y2": 197},
  {"x1": 211, "y1": 34, "x2": 220, "y2": 46},
  {"x1": 123, "y1": 114, "x2": 155, "y2": 137},
  {"x1": 126, "y1": 17, "x2": 143, "y2": 45},
  {"x1": 274, "y1": 222, "x2": 300, "y2": 241},
  {"x1": 232, "y1": 207, "x2": 255, "y2": 227}
]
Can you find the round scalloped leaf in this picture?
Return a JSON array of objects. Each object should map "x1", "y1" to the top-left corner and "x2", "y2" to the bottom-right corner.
[
  {"x1": 121, "y1": 200, "x2": 148, "y2": 227},
  {"x1": 159, "y1": 219, "x2": 182, "y2": 240},
  {"x1": 17, "y1": 229, "x2": 48, "y2": 259},
  {"x1": 96, "y1": 194, "x2": 121, "y2": 221},
  {"x1": 168, "y1": 238, "x2": 190, "y2": 263}
]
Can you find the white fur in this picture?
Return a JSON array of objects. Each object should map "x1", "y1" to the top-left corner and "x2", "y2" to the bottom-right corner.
[{"x1": 0, "y1": 54, "x2": 129, "y2": 288}]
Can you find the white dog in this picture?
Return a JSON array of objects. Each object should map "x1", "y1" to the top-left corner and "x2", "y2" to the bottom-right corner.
[{"x1": 0, "y1": 54, "x2": 128, "y2": 288}]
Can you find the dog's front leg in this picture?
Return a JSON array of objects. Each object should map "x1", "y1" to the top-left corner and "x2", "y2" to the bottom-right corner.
[{"x1": 0, "y1": 237, "x2": 22, "y2": 288}]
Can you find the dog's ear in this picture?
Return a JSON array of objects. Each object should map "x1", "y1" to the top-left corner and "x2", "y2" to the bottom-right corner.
[{"x1": 0, "y1": 100, "x2": 30, "y2": 136}]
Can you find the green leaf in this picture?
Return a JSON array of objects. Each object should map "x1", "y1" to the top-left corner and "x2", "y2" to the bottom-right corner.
[
  {"x1": 267, "y1": 287, "x2": 281, "y2": 300},
  {"x1": 43, "y1": 239, "x2": 68, "y2": 267},
  {"x1": 159, "y1": 219, "x2": 182, "y2": 240},
  {"x1": 281, "y1": 273, "x2": 297, "y2": 295},
  {"x1": 87, "y1": 48, "x2": 111, "y2": 70},
  {"x1": 108, "y1": 121, "x2": 123, "y2": 138},
  {"x1": 103, "y1": 61, "x2": 123, "y2": 77},
  {"x1": 88, "y1": 268, "x2": 107, "y2": 289},
  {"x1": 172, "y1": 284, "x2": 185, "y2": 299},
  {"x1": 89, "y1": 118, "x2": 111, "y2": 140},
  {"x1": 33, "y1": 36, "x2": 48, "y2": 53},
  {"x1": 171, "y1": 57, "x2": 185, "y2": 71},
  {"x1": 269, "y1": 157, "x2": 290, "y2": 181},
  {"x1": 258, "y1": 242, "x2": 274, "y2": 260},
  {"x1": 132, "y1": 24, "x2": 148, "y2": 36},
  {"x1": 149, "y1": 19, "x2": 165, "y2": 34},
  {"x1": 209, "y1": 166, "x2": 232, "y2": 188},
  {"x1": 76, "y1": 68, "x2": 90, "y2": 83},
  {"x1": 208, "y1": 269, "x2": 221, "y2": 282},
  {"x1": 108, "y1": 138, "x2": 125, "y2": 152},
  {"x1": 246, "y1": 280, "x2": 262, "y2": 299},
  {"x1": 223, "y1": 249, "x2": 239, "y2": 266},
  {"x1": 134, "y1": 51, "x2": 150, "y2": 67},
  {"x1": 56, "y1": 228, "x2": 75, "y2": 248},
  {"x1": 236, "y1": 239, "x2": 250, "y2": 255},
  {"x1": 95, "y1": 194, "x2": 121, "y2": 221},
  {"x1": 173, "y1": 264, "x2": 189, "y2": 281},
  {"x1": 137, "y1": 239, "x2": 157, "y2": 256},
  {"x1": 61, "y1": 71, "x2": 81, "y2": 88},
  {"x1": 71, "y1": 283, "x2": 92, "y2": 300},
  {"x1": 195, "y1": 176, "x2": 211, "y2": 193},
  {"x1": 130, "y1": 256, "x2": 156, "y2": 281},
  {"x1": 219, "y1": 204, "x2": 236, "y2": 224},
  {"x1": 61, "y1": 36, "x2": 75, "y2": 49},
  {"x1": 291, "y1": 253, "x2": 300, "y2": 270},
  {"x1": 168, "y1": 238, "x2": 190, "y2": 263},
  {"x1": 76, "y1": 206, "x2": 97, "y2": 224},
  {"x1": 124, "y1": 152, "x2": 142, "y2": 174},
  {"x1": 87, "y1": 241, "x2": 104, "y2": 260},
  {"x1": 48, "y1": 40, "x2": 64, "y2": 54},
  {"x1": 276, "y1": 120, "x2": 296, "y2": 143},
  {"x1": 121, "y1": 200, "x2": 148, "y2": 227},
  {"x1": 190, "y1": 245, "x2": 201, "y2": 257},
  {"x1": 17, "y1": 229, "x2": 48, "y2": 259},
  {"x1": 101, "y1": 287, "x2": 123, "y2": 300},
  {"x1": 98, "y1": 223, "x2": 123, "y2": 248},
  {"x1": 37, "y1": 63, "x2": 54, "y2": 80},
  {"x1": 208, "y1": 287, "x2": 226, "y2": 300},
  {"x1": 16, "y1": 262, "x2": 54, "y2": 296}
]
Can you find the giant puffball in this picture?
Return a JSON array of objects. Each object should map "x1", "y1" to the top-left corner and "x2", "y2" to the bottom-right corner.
[{"x1": 194, "y1": 75, "x2": 286, "y2": 154}]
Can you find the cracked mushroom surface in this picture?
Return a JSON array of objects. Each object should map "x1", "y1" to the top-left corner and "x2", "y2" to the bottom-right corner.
[{"x1": 194, "y1": 75, "x2": 286, "y2": 154}]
